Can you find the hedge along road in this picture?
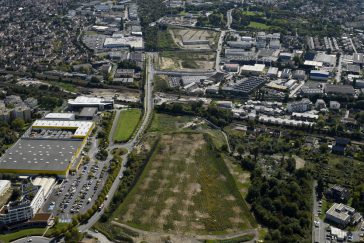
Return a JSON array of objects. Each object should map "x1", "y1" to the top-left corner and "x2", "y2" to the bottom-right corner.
[{"x1": 78, "y1": 53, "x2": 155, "y2": 233}]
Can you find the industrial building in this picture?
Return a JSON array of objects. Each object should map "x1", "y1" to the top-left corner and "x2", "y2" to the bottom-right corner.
[
  {"x1": 44, "y1": 113, "x2": 75, "y2": 121},
  {"x1": 77, "y1": 107, "x2": 98, "y2": 120},
  {"x1": 182, "y1": 39, "x2": 209, "y2": 45},
  {"x1": 310, "y1": 70, "x2": 330, "y2": 81},
  {"x1": 224, "y1": 63, "x2": 239, "y2": 72},
  {"x1": 103, "y1": 36, "x2": 144, "y2": 50},
  {"x1": 266, "y1": 67, "x2": 278, "y2": 78},
  {"x1": 325, "y1": 85, "x2": 355, "y2": 96},
  {"x1": 281, "y1": 69, "x2": 292, "y2": 79},
  {"x1": 227, "y1": 41, "x2": 253, "y2": 49},
  {"x1": 292, "y1": 70, "x2": 306, "y2": 80},
  {"x1": 0, "y1": 119, "x2": 94, "y2": 177},
  {"x1": 240, "y1": 64, "x2": 265, "y2": 75},
  {"x1": 222, "y1": 77, "x2": 267, "y2": 97},
  {"x1": 68, "y1": 96, "x2": 114, "y2": 111}
]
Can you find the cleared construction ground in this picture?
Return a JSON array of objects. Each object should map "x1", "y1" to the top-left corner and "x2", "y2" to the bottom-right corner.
[{"x1": 169, "y1": 27, "x2": 220, "y2": 50}]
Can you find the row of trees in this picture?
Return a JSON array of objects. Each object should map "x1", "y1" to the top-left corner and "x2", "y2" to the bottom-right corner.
[
  {"x1": 98, "y1": 138, "x2": 160, "y2": 241},
  {"x1": 96, "y1": 111, "x2": 115, "y2": 160},
  {"x1": 156, "y1": 101, "x2": 233, "y2": 127},
  {"x1": 5, "y1": 84, "x2": 68, "y2": 110}
]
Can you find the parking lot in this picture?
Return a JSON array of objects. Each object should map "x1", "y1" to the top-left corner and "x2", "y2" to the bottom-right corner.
[{"x1": 42, "y1": 134, "x2": 109, "y2": 222}]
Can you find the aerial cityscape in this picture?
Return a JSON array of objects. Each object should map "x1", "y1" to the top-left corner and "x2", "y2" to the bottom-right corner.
[{"x1": 0, "y1": 0, "x2": 363, "y2": 242}]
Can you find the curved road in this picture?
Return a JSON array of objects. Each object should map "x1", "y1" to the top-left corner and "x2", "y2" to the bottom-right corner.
[{"x1": 12, "y1": 236, "x2": 51, "y2": 243}]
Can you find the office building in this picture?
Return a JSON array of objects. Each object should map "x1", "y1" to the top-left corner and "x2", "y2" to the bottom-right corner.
[{"x1": 326, "y1": 203, "x2": 362, "y2": 228}]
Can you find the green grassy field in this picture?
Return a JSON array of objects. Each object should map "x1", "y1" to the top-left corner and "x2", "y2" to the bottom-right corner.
[
  {"x1": 243, "y1": 11, "x2": 264, "y2": 17},
  {"x1": 111, "y1": 113, "x2": 256, "y2": 235},
  {"x1": 47, "y1": 80, "x2": 79, "y2": 93},
  {"x1": 154, "y1": 75, "x2": 170, "y2": 92},
  {"x1": 158, "y1": 29, "x2": 179, "y2": 49},
  {"x1": 248, "y1": 21, "x2": 270, "y2": 30},
  {"x1": 113, "y1": 109, "x2": 142, "y2": 143}
]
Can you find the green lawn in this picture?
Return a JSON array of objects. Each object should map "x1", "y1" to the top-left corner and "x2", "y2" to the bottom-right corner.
[
  {"x1": 243, "y1": 11, "x2": 264, "y2": 17},
  {"x1": 113, "y1": 109, "x2": 142, "y2": 143},
  {"x1": 248, "y1": 21, "x2": 270, "y2": 30},
  {"x1": 0, "y1": 228, "x2": 46, "y2": 243},
  {"x1": 154, "y1": 75, "x2": 170, "y2": 92},
  {"x1": 158, "y1": 29, "x2": 179, "y2": 49},
  {"x1": 47, "y1": 80, "x2": 79, "y2": 93}
]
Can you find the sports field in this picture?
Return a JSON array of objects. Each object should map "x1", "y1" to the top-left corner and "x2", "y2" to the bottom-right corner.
[
  {"x1": 115, "y1": 130, "x2": 255, "y2": 235},
  {"x1": 113, "y1": 109, "x2": 142, "y2": 143}
]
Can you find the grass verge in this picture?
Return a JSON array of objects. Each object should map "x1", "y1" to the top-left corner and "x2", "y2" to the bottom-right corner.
[{"x1": 113, "y1": 109, "x2": 142, "y2": 143}]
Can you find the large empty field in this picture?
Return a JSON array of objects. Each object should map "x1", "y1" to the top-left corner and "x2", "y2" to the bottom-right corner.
[
  {"x1": 115, "y1": 130, "x2": 255, "y2": 235},
  {"x1": 159, "y1": 51, "x2": 215, "y2": 70},
  {"x1": 169, "y1": 27, "x2": 220, "y2": 50}
]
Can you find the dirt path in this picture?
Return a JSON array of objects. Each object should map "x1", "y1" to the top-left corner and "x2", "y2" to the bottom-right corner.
[{"x1": 111, "y1": 221, "x2": 258, "y2": 243}]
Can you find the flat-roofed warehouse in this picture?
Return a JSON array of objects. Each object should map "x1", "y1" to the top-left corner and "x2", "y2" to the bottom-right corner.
[
  {"x1": 0, "y1": 139, "x2": 82, "y2": 177},
  {"x1": 0, "y1": 119, "x2": 94, "y2": 178},
  {"x1": 68, "y1": 96, "x2": 114, "y2": 111}
]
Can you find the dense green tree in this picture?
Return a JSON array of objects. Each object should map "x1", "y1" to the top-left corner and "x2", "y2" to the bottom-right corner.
[{"x1": 11, "y1": 118, "x2": 25, "y2": 132}]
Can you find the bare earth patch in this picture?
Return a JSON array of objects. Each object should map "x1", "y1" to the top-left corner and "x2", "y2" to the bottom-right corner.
[{"x1": 225, "y1": 195, "x2": 236, "y2": 201}]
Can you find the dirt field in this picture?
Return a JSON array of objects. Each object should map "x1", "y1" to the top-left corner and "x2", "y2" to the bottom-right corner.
[
  {"x1": 159, "y1": 51, "x2": 215, "y2": 70},
  {"x1": 169, "y1": 27, "x2": 219, "y2": 50},
  {"x1": 116, "y1": 132, "x2": 254, "y2": 235}
]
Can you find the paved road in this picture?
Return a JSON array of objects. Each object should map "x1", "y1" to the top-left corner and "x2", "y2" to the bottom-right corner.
[
  {"x1": 42, "y1": 126, "x2": 108, "y2": 220},
  {"x1": 111, "y1": 221, "x2": 258, "y2": 242},
  {"x1": 155, "y1": 70, "x2": 215, "y2": 76},
  {"x1": 215, "y1": 30, "x2": 226, "y2": 72},
  {"x1": 86, "y1": 230, "x2": 113, "y2": 243},
  {"x1": 78, "y1": 53, "x2": 155, "y2": 233},
  {"x1": 227, "y1": 9, "x2": 233, "y2": 30},
  {"x1": 349, "y1": 38, "x2": 357, "y2": 53},
  {"x1": 12, "y1": 236, "x2": 51, "y2": 243},
  {"x1": 335, "y1": 54, "x2": 342, "y2": 83}
]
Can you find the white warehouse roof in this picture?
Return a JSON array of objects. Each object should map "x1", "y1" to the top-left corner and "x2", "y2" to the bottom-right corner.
[
  {"x1": 32, "y1": 120, "x2": 94, "y2": 138},
  {"x1": 44, "y1": 113, "x2": 75, "y2": 120},
  {"x1": 241, "y1": 64, "x2": 265, "y2": 73},
  {"x1": 104, "y1": 36, "x2": 144, "y2": 49},
  {"x1": 68, "y1": 96, "x2": 113, "y2": 106}
]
